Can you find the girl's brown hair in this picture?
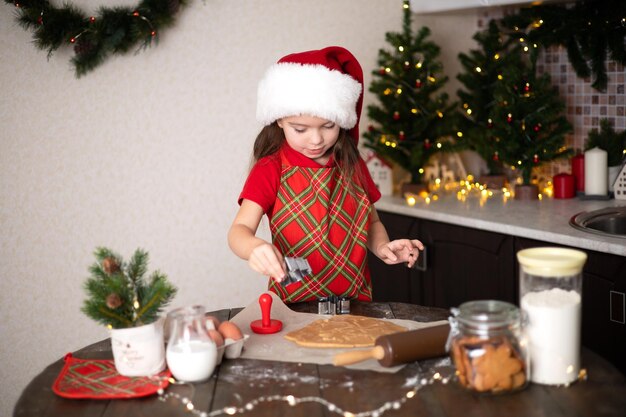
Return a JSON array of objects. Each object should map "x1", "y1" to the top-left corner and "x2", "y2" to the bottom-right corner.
[
  {"x1": 251, "y1": 122, "x2": 367, "y2": 193},
  {"x1": 252, "y1": 122, "x2": 284, "y2": 162}
]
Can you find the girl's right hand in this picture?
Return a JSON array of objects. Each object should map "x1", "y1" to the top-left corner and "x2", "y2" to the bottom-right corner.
[{"x1": 248, "y1": 243, "x2": 287, "y2": 282}]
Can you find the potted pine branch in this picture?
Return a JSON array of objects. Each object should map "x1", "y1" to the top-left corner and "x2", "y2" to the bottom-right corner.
[{"x1": 82, "y1": 247, "x2": 177, "y2": 376}]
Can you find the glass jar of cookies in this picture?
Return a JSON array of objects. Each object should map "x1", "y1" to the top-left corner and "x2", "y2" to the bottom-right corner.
[{"x1": 447, "y1": 300, "x2": 529, "y2": 394}]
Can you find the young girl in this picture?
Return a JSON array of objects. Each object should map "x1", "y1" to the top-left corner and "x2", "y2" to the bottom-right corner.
[{"x1": 228, "y1": 46, "x2": 423, "y2": 303}]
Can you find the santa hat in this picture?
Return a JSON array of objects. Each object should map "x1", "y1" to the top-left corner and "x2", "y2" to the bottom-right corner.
[{"x1": 256, "y1": 46, "x2": 364, "y2": 142}]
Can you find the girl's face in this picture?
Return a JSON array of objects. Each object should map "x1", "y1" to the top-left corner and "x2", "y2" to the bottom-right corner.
[{"x1": 277, "y1": 115, "x2": 340, "y2": 165}]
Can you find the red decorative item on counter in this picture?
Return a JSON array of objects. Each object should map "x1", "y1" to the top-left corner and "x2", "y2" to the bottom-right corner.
[
  {"x1": 553, "y1": 173, "x2": 575, "y2": 199},
  {"x1": 571, "y1": 153, "x2": 584, "y2": 193}
]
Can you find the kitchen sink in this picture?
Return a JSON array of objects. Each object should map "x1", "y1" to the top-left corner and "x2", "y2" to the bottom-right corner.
[{"x1": 569, "y1": 206, "x2": 626, "y2": 238}]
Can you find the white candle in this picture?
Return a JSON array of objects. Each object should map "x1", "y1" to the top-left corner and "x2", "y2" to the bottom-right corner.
[{"x1": 584, "y1": 147, "x2": 608, "y2": 196}]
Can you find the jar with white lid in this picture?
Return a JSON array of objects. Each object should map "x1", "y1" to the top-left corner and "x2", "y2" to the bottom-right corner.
[
  {"x1": 448, "y1": 300, "x2": 529, "y2": 394},
  {"x1": 517, "y1": 247, "x2": 587, "y2": 385}
]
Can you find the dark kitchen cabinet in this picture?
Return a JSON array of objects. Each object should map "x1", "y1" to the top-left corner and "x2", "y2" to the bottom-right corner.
[
  {"x1": 419, "y1": 219, "x2": 516, "y2": 308},
  {"x1": 370, "y1": 211, "x2": 515, "y2": 307},
  {"x1": 370, "y1": 210, "x2": 626, "y2": 375}
]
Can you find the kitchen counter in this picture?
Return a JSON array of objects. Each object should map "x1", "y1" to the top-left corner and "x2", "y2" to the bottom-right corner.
[{"x1": 375, "y1": 194, "x2": 626, "y2": 257}]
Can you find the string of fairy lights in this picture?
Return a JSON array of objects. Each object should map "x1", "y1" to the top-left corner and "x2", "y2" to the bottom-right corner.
[
  {"x1": 402, "y1": 173, "x2": 558, "y2": 207},
  {"x1": 155, "y1": 364, "x2": 588, "y2": 416},
  {"x1": 404, "y1": 175, "x2": 513, "y2": 207},
  {"x1": 157, "y1": 369, "x2": 453, "y2": 417}
]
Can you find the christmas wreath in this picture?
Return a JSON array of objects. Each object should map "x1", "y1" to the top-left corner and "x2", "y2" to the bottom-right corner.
[{"x1": 5, "y1": 0, "x2": 189, "y2": 77}]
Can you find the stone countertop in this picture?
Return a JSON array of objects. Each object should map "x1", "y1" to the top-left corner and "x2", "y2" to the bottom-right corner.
[{"x1": 375, "y1": 194, "x2": 626, "y2": 257}]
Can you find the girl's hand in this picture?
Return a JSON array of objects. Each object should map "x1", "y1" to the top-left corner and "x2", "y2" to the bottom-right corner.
[
  {"x1": 248, "y1": 243, "x2": 287, "y2": 282},
  {"x1": 376, "y1": 239, "x2": 424, "y2": 268}
]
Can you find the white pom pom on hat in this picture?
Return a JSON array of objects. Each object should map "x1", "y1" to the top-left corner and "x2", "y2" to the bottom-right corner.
[{"x1": 256, "y1": 46, "x2": 364, "y2": 142}]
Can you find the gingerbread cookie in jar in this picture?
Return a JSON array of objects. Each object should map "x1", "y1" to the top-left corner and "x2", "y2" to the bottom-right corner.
[{"x1": 447, "y1": 300, "x2": 529, "y2": 394}]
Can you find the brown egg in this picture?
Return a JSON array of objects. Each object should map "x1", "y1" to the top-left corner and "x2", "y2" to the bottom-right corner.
[
  {"x1": 205, "y1": 315, "x2": 220, "y2": 331},
  {"x1": 218, "y1": 321, "x2": 243, "y2": 340},
  {"x1": 207, "y1": 329, "x2": 224, "y2": 347}
]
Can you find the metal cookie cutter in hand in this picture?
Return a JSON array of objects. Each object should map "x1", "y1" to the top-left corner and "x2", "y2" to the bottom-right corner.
[{"x1": 282, "y1": 257, "x2": 312, "y2": 286}]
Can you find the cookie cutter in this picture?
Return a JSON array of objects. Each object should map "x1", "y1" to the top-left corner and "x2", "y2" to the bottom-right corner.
[
  {"x1": 318, "y1": 296, "x2": 336, "y2": 315},
  {"x1": 337, "y1": 296, "x2": 351, "y2": 314},
  {"x1": 317, "y1": 295, "x2": 351, "y2": 315},
  {"x1": 282, "y1": 257, "x2": 312, "y2": 286}
]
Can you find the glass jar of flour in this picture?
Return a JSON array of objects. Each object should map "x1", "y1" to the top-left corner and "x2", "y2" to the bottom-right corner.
[{"x1": 517, "y1": 247, "x2": 587, "y2": 385}]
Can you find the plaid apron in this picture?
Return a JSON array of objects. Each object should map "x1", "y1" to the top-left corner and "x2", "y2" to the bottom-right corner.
[{"x1": 268, "y1": 151, "x2": 373, "y2": 302}]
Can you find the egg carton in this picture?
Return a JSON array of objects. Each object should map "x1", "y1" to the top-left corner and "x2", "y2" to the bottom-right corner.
[{"x1": 216, "y1": 334, "x2": 250, "y2": 364}]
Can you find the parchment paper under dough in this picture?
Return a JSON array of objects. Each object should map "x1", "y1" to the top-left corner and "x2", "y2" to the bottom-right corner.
[{"x1": 229, "y1": 292, "x2": 449, "y2": 373}]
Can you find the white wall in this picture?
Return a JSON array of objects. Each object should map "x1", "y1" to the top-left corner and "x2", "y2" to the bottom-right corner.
[{"x1": 0, "y1": 1, "x2": 476, "y2": 414}]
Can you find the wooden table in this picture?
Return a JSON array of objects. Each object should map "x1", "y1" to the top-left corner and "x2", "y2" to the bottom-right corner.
[{"x1": 14, "y1": 301, "x2": 626, "y2": 417}]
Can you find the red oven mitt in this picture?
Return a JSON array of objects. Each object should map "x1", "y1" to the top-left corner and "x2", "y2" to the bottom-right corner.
[{"x1": 52, "y1": 353, "x2": 171, "y2": 399}]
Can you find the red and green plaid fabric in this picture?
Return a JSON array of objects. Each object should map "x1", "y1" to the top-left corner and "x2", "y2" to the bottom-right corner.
[
  {"x1": 52, "y1": 353, "x2": 170, "y2": 399},
  {"x1": 269, "y1": 152, "x2": 372, "y2": 302}
]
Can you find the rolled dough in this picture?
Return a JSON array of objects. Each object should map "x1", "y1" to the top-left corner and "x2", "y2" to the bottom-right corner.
[{"x1": 284, "y1": 314, "x2": 407, "y2": 348}]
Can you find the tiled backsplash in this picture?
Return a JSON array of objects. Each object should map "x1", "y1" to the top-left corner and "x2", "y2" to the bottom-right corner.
[
  {"x1": 537, "y1": 46, "x2": 626, "y2": 150},
  {"x1": 478, "y1": 7, "x2": 626, "y2": 178}
]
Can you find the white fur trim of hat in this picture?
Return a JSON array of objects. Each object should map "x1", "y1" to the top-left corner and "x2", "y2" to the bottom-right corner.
[{"x1": 256, "y1": 62, "x2": 362, "y2": 128}]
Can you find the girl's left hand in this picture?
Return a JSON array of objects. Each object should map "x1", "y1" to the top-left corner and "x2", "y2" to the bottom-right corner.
[{"x1": 376, "y1": 239, "x2": 424, "y2": 268}]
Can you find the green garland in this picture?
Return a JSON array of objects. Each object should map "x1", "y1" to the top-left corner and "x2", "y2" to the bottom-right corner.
[
  {"x1": 502, "y1": 0, "x2": 626, "y2": 92},
  {"x1": 5, "y1": 0, "x2": 189, "y2": 77}
]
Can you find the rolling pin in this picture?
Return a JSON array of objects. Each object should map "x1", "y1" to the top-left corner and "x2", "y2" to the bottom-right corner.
[{"x1": 333, "y1": 323, "x2": 450, "y2": 367}]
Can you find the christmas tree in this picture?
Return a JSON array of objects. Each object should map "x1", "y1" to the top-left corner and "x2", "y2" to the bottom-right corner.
[
  {"x1": 487, "y1": 50, "x2": 572, "y2": 186},
  {"x1": 457, "y1": 19, "x2": 524, "y2": 176},
  {"x1": 363, "y1": 0, "x2": 458, "y2": 185}
]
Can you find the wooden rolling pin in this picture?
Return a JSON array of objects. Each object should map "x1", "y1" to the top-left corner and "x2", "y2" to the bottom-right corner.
[{"x1": 333, "y1": 323, "x2": 450, "y2": 367}]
